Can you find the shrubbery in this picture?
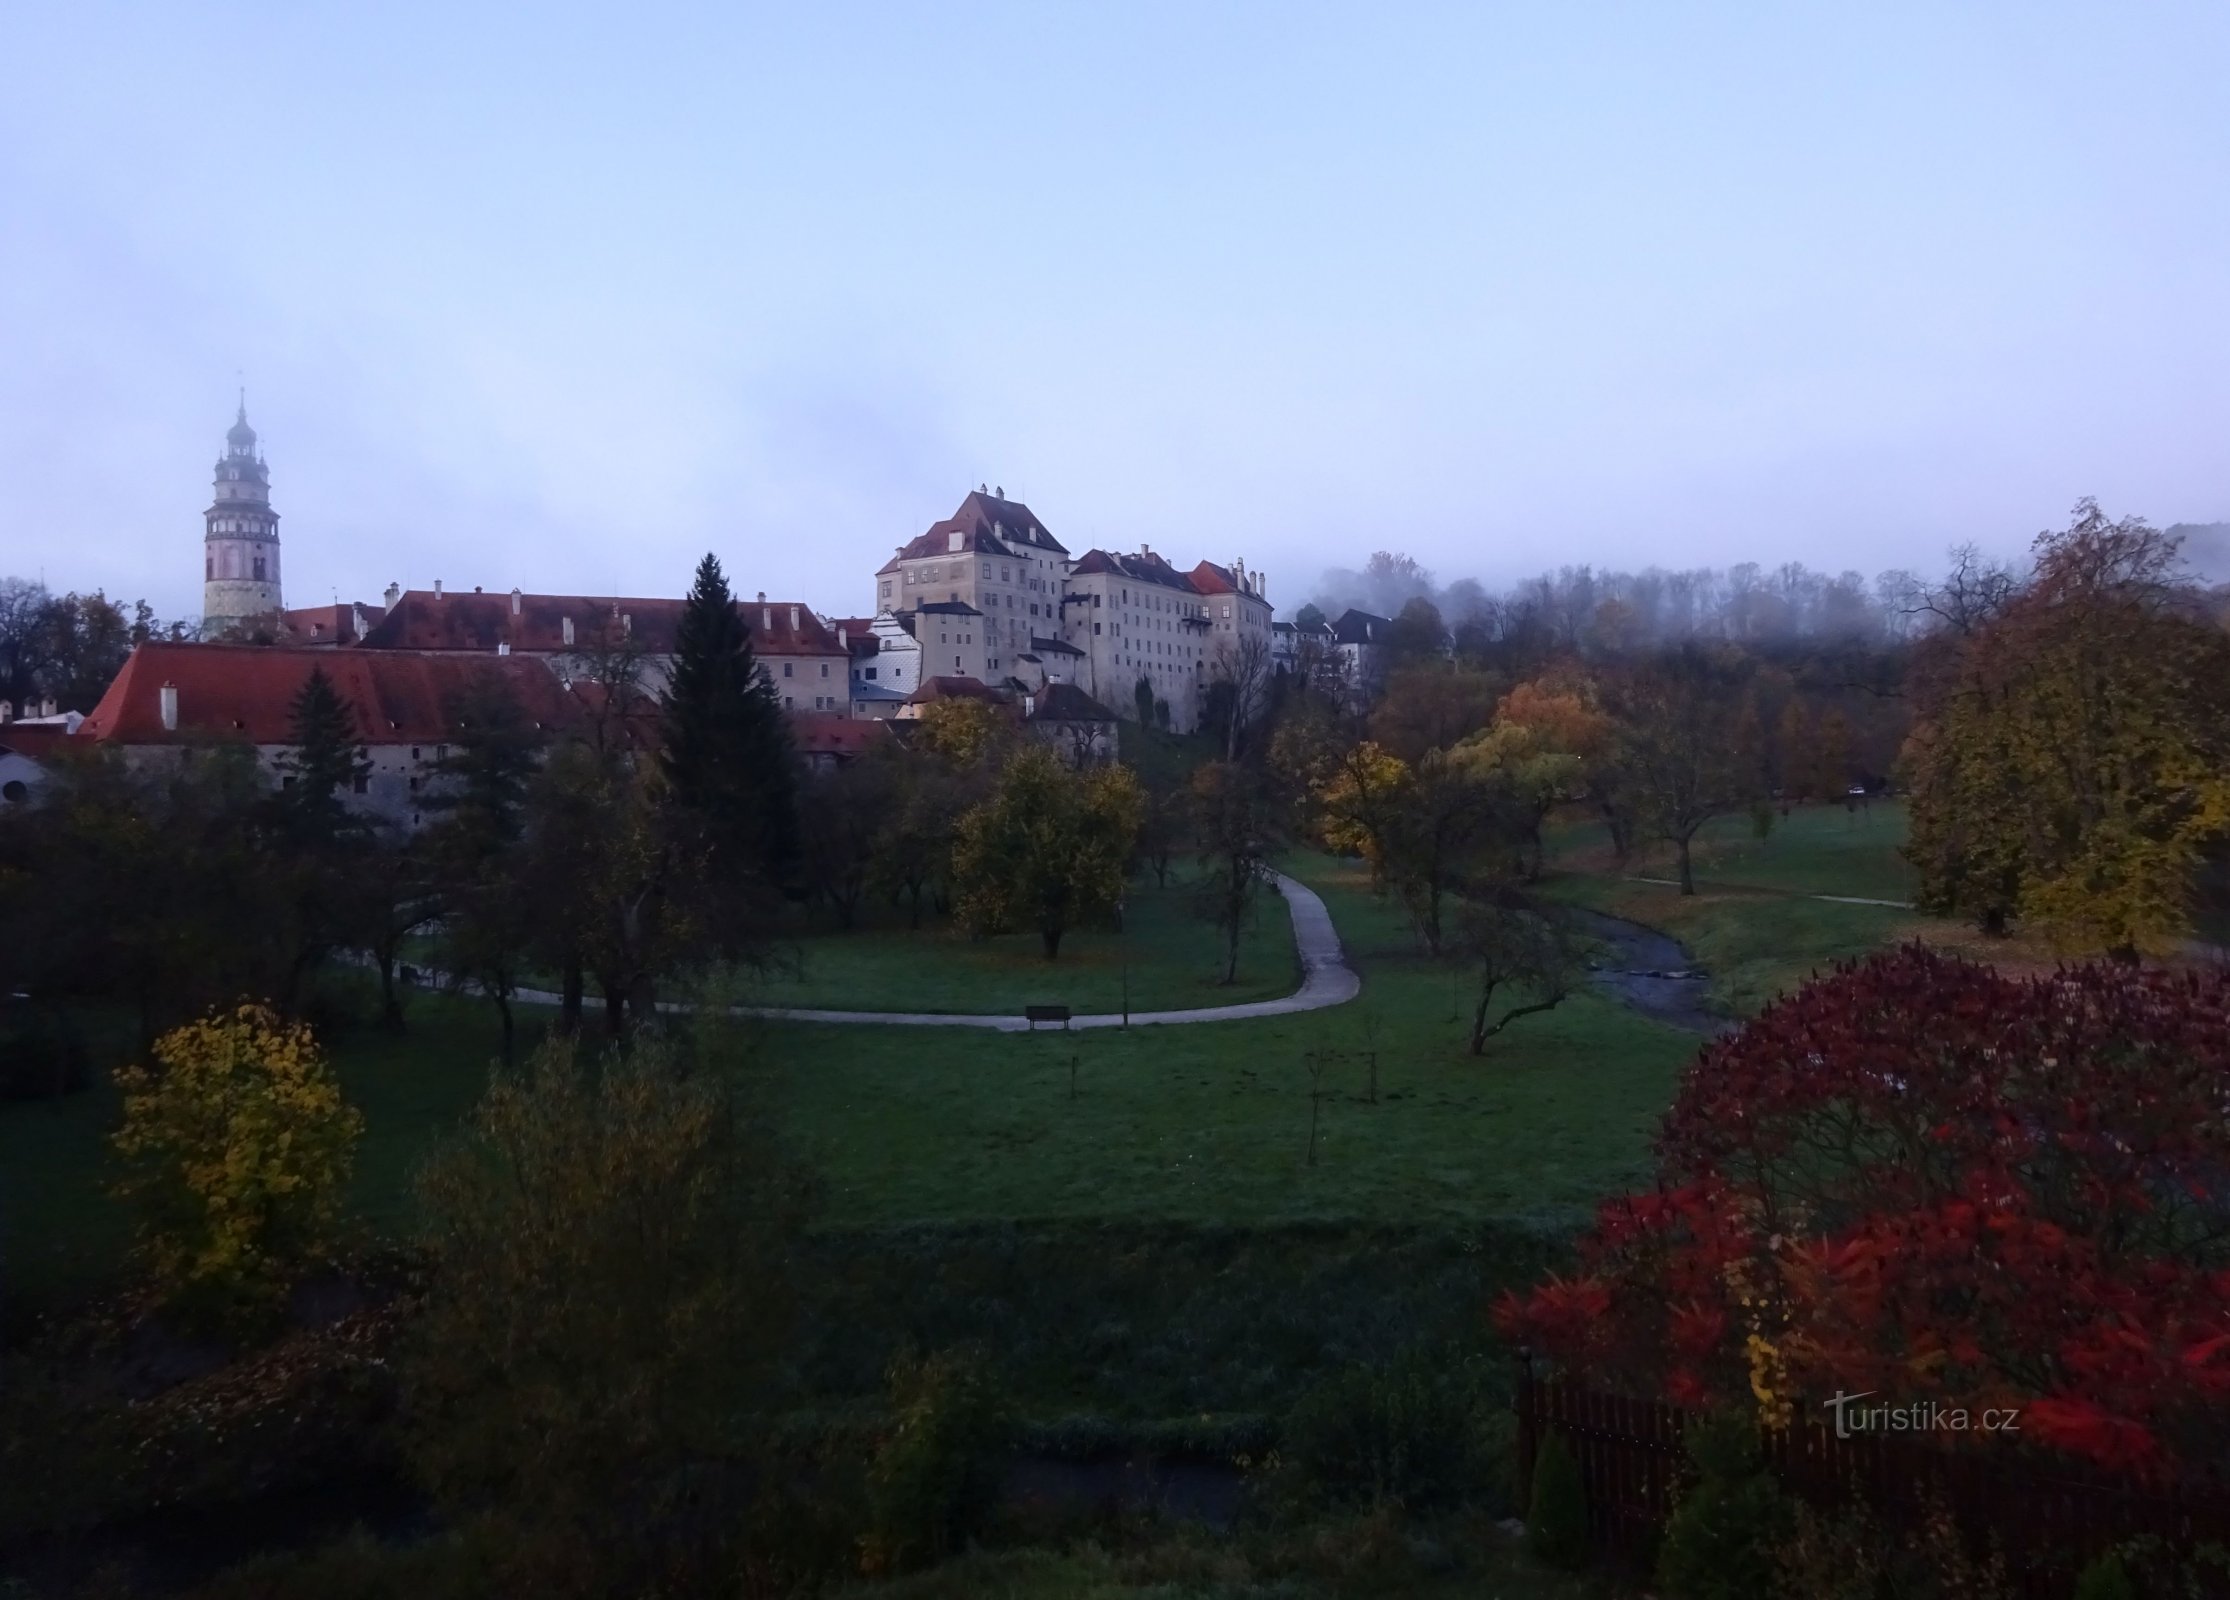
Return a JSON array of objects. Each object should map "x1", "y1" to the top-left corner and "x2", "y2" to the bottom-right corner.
[
  {"x1": 862, "y1": 1347, "x2": 1015, "y2": 1574},
  {"x1": 1654, "y1": 1410, "x2": 1791, "y2": 1600},
  {"x1": 1525, "y1": 1429, "x2": 1588, "y2": 1569},
  {"x1": 110, "y1": 1003, "x2": 361, "y2": 1324},
  {"x1": 1275, "y1": 1353, "x2": 1500, "y2": 1514}
]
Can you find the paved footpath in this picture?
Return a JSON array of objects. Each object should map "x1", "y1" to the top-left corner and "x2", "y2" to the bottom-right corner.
[{"x1": 506, "y1": 872, "x2": 1363, "y2": 1032}]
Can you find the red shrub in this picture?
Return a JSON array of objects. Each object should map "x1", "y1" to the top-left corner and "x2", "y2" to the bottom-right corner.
[{"x1": 1496, "y1": 945, "x2": 2230, "y2": 1476}]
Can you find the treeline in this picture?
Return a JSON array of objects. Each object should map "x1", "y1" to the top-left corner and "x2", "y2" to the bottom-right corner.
[
  {"x1": 0, "y1": 579, "x2": 185, "y2": 714},
  {"x1": 1307, "y1": 524, "x2": 2230, "y2": 662},
  {"x1": 1283, "y1": 501, "x2": 2230, "y2": 964}
]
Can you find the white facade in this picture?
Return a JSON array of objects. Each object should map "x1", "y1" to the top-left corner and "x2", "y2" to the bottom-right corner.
[{"x1": 203, "y1": 399, "x2": 284, "y2": 634}]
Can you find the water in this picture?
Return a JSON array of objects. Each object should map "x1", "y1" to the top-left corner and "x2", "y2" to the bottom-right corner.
[{"x1": 1564, "y1": 908, "x2": 1731, "y2": 1036}]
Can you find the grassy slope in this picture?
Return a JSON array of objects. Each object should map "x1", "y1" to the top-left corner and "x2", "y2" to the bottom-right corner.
[
  {"x1": 758, "y1": 864, "x2": 1300, "y2": 1014},
  {"x1": 3, "y1": 851, "x2": 1699, "y2": 1315},
  {"x1": 1539, "y1": 802, "x2": 1925, "y2": 1014},
  {"x1": 773, "y1": 851, "x2": 1695, "y2": 1231}
]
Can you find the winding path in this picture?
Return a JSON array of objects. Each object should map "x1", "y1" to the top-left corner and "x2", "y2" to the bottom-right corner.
[{"x1": 505, "y1": 872, "x2": 1362, "y2": 1031}]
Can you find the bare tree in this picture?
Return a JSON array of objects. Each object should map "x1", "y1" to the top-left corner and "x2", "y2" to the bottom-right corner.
[{"x1": 1206, "y1": 632, "x2": 1275, "y2": 759}]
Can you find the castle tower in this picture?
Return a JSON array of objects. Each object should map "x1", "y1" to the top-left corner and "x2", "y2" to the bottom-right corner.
[{"x1": 201, "y1": 394, "x2": 283, "y2": 635}]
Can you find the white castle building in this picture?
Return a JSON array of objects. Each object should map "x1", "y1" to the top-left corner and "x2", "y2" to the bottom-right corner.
[{"x1": 202, "y1": 396, "x2": 284, "y2": 636}]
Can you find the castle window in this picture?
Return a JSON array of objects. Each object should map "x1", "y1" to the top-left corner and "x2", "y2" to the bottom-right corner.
[{"x1": 783, "y1": 662, "x2": 793, "y2": 676}]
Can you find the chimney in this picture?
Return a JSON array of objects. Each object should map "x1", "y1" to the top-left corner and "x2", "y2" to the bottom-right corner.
[
  {"x1": 789, "y1": 605, "x2": 799, "y2": 631},
  {"x1": 498, "y1": 642, "x2": 511, "y2": 656},
  {"x1": 561, "y1": 615, "x2": 575, "y2": 647},
  {"x1": 1140, "y1": 543, "x2": 1151, "y2": 556},
  {"x1": 434, "y1": 578, "x2": 443, "y2": 598},
  {"x1": 0, "y1": 701, "x2": 10, "y2": 723},
  {"x1": 40, "y1": 699, "x2": 55, "y2": 719},
  {"x1": 621, "y1": 612, "x2": 632, "y2": 635},
  {"x1": 837, "y1": 626, "x2": 848, "y2": 648},
  {"x1": 510, "y1": 587, "x2": 522, "y2": 616},
  {"x1": 474, "y1": 585, "x2": 483, "y2": 594},
  {"x1": 383, "y1": 582, "x2": 401, "y2": 608},
  {"x1": 761, "y1": 606, "x2": 771, "y2": 632},
  {"x1": 160, "y1": 683, "x2": 179, "y2": 732},
  {"x1": 756, "y1": 591, "x2": 766, "y2": 603}
]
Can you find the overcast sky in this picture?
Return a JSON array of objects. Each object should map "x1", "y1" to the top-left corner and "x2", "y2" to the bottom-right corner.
[{"x1": 3, "y1": 2, "x2": 2225, "y2": 624}]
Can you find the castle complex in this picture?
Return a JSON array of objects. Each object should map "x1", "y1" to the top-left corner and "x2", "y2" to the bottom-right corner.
[{"x1": 182, "y1": 407, "x2": 1276, "y2": 741}]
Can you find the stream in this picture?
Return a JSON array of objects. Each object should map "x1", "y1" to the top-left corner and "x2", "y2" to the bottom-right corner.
[{"x1": 1564, "y1": 908, "x2": 1731, "y2": 1036}]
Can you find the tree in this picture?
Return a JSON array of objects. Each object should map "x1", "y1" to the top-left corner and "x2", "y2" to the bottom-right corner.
[
  {"x1": 1133, "y1": 673, "x2": 1154, "y2": 728},
  {"x1": 1367, "y1": 664, "x2": 1502, "y2": 764},
  {"x1": 951, "y1": 746, "x2": 1143, "y2": 958},
  {"x1": 1450, "y1": 892, "x2": 1582, "y2": 1055},
  {"x1": 110, "y1": 1003, "x2": 361, "y2": 1326},
  {"x1": 424, "y1": 678, "x2": 546, "y2": 1049},
  {"x1": 1188, "y1": 759, "x2": 1288, "y2": 984},
  {"x1": 1904, "y1": 503, "x2": 2230, "y2": 954},
  {"x1": 1294, "y1": 602, "x2": 1327, "y2": 632},
  {"x1": 278, "y1": 665, "x2": 370, "y2": 839},
  {"x1": 1495, "y1": 946, "x2": 2230, "y2": 1478},
  {"x1": 659, "y1": 552, "x2": 797, "y2": 914},
  {"x1": 403, "y1": 1033, "x2": 809, "y2": 1593},
  {"x1": 1204, "y1": 632, "x2": 1276, "y2": 760},
  {"x1": 798, "y1": 752, "x2": 891, "y2": 930},
  {"x1": 1382, "y1": 596, "x2": 1448, "y2": 669},
  {"x1": 1605, "y1": 646, "x2": 1766, "y2": 894}
]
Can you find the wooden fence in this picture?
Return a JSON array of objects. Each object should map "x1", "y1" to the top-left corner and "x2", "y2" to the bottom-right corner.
[{"x1": 1514, "y1": 1357, "x2": 2230, "y2": 1598}]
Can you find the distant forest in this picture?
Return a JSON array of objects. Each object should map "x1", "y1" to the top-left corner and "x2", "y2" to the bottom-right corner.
[{"x1": 1301, "y1": 515, "x2": 2230, "y2": 652}]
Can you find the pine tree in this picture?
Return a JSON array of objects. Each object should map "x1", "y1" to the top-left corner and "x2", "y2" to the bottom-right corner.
[
  {"x1": 280, "y1": 665, "x2": 370, "y2": 837},
  {"x1": 658, "y1": 553, "x2": 798, "y2": 892}
]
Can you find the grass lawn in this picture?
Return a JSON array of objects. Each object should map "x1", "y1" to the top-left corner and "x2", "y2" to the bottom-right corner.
[
  {"x1": 759, "y1": 864, "x2": 1299, "y2": 1014},
  {"x1": 1544, "y1": 798, "x2": 1916, "y2": 903},
  {"x1": 3, "y1": 851, "x2": 1700, "y2": 1317},
  {"x1": 769, "y1": 851, "x2": 1696, "y2": 1231},
  {"x1": 0, "y1": 992, "x2": 531, "y2": 1320}
]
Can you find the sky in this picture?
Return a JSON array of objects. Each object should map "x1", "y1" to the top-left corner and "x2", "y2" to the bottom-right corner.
[{"x1": 3, "y1": 2, "x2": 2225, "y2": 624}]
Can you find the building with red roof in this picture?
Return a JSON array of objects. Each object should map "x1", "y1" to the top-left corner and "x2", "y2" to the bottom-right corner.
[{"x1": 78, "y1": 641, "x2": 604, "y2": 829}]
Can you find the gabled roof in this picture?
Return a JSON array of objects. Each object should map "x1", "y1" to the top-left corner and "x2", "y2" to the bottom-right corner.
[
  {"x1": 357, "y1": 590, "x2": 846, "y2": 657},
  {"x1": 849, "y1": 681, "x2": 907, "y2": 703},
  {"x1": 1330, "y1": 608, "x2": 1391, "y2": 645},
  {"x1": 281, "y1": 602, "x2": 386, "y2": 646},
  {"x1": 1068, "y1": 549, "x2": 1200, "y2": 594},
  {"x1": 1188, "y1": 560, "x2": 1242, "y2": 595},
  {"x1": 1026, "y1": 682, "x2": 1119, "y2": 723},
  {"x1": 892, "y1": 490, "x2": 1067, "y2": 565},
  {"x1": 906, "y1": 675, "x2": 1010, "y2": 706},
  {"x1": 915, "y1": 600, "x2": 984, "y2": 617},
  {"x1": 80, "y1": 642, "x2": 598, "y2": 746},
  {"x1": 1030, "y1": 635, "x2": 1083, "y2": 657},
  {"x1": 0, "y1": 724, "x2": 76, "y2": 761},
  {"x1": 790, "y1": 712, "x2": 892, "y2": 760}
]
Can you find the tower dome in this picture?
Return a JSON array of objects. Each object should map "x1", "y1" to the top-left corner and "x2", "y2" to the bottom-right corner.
[{"x1": 201, "y1": 393, "x2": 284, "y2": 636}]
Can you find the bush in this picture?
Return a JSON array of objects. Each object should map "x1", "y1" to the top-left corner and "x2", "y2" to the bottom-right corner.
[
  {"x1": 862, "y1": 1348, "x2": 1015, "y2": 1575},
  {"x1": 1654, "y1": 1410, "x2": 1790, "y2": 1600},
  {"x1": 1771, "y1": 1501, "x2": 1882, "y2": 1600},
  {"x1": 2074, "y1": 1551, "x2": 2137, "y2": 1600},
  {"x1": 1526, "y1": 1428, "x2": 1588, "y2": 1569},
  {"x1": 110, "y1": 1003, "x2": 361, "y2": 1324},
  {"x1": 1277, "y1": 1354, "x2": 1497, "y2": 1514}
]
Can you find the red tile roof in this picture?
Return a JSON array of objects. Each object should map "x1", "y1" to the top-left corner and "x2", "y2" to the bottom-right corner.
[
  {"x1": 789, "y1": 712, "x2": 891, "y2": 760},
  {"x1": 905, "y1": 675, "x2": 1011, "y2": 706},
  {"x1": 280, "y1": 602, "x2": 387, "y2": 645},
  {"x1": 887, "y1": 490, "x2": 1068, "y2": 567},
  {"x1": 0, "y1": 724, "x2": 78, "y2": 760},
  {"x1": 357, "y1": 591, "x2": 846, "y2": 657},
  {"x1": 1069, "y1": 549, "x2": 1200, "y2": 593},
  {"x1": 79, "y1": 642, "x2": 598, "y2": 746}
]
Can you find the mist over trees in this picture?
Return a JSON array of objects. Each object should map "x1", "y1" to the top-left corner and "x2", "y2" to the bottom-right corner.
[{"x1": 1305, "y1": 533, "x2": 2230, "y2": 658}]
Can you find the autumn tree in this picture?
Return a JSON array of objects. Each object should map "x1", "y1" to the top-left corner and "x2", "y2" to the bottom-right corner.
[
  {"x1": 1604, "y1": 645, "x2": 1766, "y2": 894},
  {"x1": 798, "y1": 750, "x2": 893, "y2": 930},
  {"x1": 403, "y1": 1033, "x2": 809, "y2": 1592},
  {"x1": 1904, "y1": 502, "x2": 2230, "y2": 954},
  {"x1": 1367, "y1": 663, "x2": 1503, "y2": 764},
  {"x1": 111, "y1": 1003, "x2": 362, "y2": 1325},
  {"x1": 950, "y1": 746, "x2": 1143, "y2": 958},
  {"x1": 1497, "y1": 946, "x2": 2230, "y2": 1479}
]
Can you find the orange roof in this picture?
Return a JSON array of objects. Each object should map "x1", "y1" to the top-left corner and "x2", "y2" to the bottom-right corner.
[
  {"x1": 789, "y1": 712, "x2": 891, "y2": 759},
  {"x1": 280, "y1": 602, "x2": 387, "y2": 645},
  {"x1": 358, "y1": 590, "x2": 846, "y2": 658},
  {"x1": 80, "y1": 642, "x2": 598, "y2": 746}
]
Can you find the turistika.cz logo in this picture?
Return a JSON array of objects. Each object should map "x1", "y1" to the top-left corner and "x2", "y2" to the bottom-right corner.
[{"x1": 1823, "y1": 1391, "x2": 2022, "y2": 1440}]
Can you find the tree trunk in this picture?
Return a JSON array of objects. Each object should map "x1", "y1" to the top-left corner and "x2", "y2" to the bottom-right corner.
[
  {"x1": 1225, "y1": 917, "x2": 1241, "y2": 986},
  {"x1": 1676, "y1": 835, "x2": 1696, "y2": 896},
  {"x1": 377, "y1": 947, "x2": 404, "y2": 1031},
  {"x1": 561, "y1": 957, "x2": 584, "y2": 1032},
  {"x1": 602, "y1": 982, "x2": 626, "y2": 1037},
  {"x1": 1470, "y1": 982, "x2": 1495, "y2": 1055},
  {"x1": 495, "y1": 991, "x2": 515, "y2": 1066},
  {"x1": 1042, "y1": 924, "x2": 1063, "y2": 960}
]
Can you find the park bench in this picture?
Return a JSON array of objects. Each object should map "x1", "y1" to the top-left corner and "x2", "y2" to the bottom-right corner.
[{"x1": 1024, "y1": 1004, "x2": 1071, "y2": 1031}]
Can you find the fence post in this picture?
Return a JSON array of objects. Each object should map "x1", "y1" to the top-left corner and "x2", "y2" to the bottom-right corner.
[{"x1": 1515, "y1": 1345, "x2": 1538, "y2": 1509}]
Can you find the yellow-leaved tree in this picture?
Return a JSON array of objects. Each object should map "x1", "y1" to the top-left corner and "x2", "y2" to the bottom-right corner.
[{"x1": 111, "y1": 1003, "x2": 361, "y2": 1319}]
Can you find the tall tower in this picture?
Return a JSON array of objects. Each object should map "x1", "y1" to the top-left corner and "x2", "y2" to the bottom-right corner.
[{"x1": 201, "y1": 394, "x2": 283, "y2": 635}]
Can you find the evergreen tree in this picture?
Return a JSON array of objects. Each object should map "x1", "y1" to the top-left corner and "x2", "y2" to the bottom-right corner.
[
  {"x1": 425, "y1": 676, "x2": 540, "y2": 850},
  {"x1": 280, "y1": 666, "x2": 370, "y2": 840},
  {"x1": 658, "y1": 553, "x2": 798, "y2": 895}
]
